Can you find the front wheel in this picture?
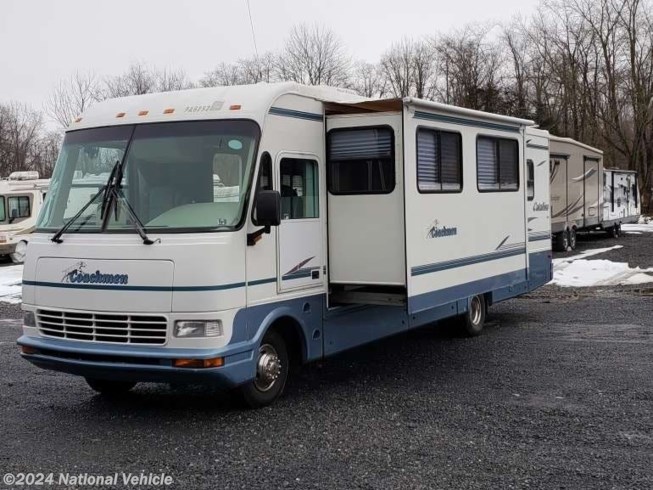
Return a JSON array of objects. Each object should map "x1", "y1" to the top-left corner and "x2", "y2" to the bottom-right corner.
[
  {"x1": 10, "y1": 240, "x2": 28, "y2": 264},
  {"x1": 238, "y1": 330, "x2": 289, "y2": 408},
  {"x1": 85, "y1": 378, "x2": 137, "y2": 396},
  {"x1": 458, "y1": 294, "x2": 486, "y2": 337}
]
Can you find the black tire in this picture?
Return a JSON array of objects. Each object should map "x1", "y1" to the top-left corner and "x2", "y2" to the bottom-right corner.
[
  {"x1": 85, "y1": 378, "x2": 136, "y2": 396},
  {"x1": 458, "y1": 294, "x2": 486, "y2": 337},
  {"x1": 568, "y1": 227, "x2": 577, "y2": 250},
  {"x1": 554, "y1": 230, "x2": 569, "y2": 252},
  {"x1": 238, "y1": 329, "x2": 289, "y2": 408},
  {"x1": 609, "y1": 224, "x2": 619, "y2": 238}
]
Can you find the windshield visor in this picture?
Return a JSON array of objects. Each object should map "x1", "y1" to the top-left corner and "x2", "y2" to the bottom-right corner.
[{"x1": 37, "y1": 120, "x2": 260, "y2": 233}]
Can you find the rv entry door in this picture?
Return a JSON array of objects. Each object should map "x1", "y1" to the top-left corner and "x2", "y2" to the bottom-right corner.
[{"x1": 276, "y1": 152, "x2": 324, "y2": 292}]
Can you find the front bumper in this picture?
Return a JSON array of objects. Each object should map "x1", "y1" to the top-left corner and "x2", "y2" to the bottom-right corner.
[
  {"x1": 0, "y1": 242, "x2": 17, "y2": 255},
  {"x1": 17, "y1": 335, "x2": 256, "y2": 388}
]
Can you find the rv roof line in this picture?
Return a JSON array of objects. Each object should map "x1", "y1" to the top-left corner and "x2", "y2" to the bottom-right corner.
[{"x1": 547, "y1": 134, "x2": 604, "y2": 155}]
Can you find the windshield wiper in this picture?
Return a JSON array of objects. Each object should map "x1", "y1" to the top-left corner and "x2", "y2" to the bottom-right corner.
[
  {"x1": 51, "y1": 159, "x2": 121, "y2": 244},
  {"x1": 51, "y1": 185, "x2": 107, "y2": 244},
  {"x1": 113, "y1": 187, "x2": 156, "y2": 245}
]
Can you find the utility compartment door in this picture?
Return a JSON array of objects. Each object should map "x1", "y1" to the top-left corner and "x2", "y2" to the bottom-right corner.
[
  {"x1": 276, "y1": 152, "x2": 324, "y2": 292},
  {"x1": 583, "y1": 157, "x2": 601, "y2": 227}
]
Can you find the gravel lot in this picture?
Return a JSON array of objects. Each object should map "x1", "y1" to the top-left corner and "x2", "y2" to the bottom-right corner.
[{"x1": 0, "y1": 231, "x2": 651, "y2": 489}]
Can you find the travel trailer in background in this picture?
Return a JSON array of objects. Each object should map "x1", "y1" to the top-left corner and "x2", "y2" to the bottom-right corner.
[
  {"x1": 549, "y1": 136, "x2": 603, "y2": 251},
  {"x1": 602, "y1": 168, "x2": 640, "y2": 235},
  {"x1": 18, "y1": 83, "x2": 552, "y2": 407},
  {"x1": 0, "y1": 171, "x2": 49, "y2": 263}
]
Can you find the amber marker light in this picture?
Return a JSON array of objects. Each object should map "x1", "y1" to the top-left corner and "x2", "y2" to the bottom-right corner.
[
  {"x1": 116, "y1": 112, "x2": 126, "y2": 118},
  {"x1": 20, "y1": 345, "x2": 38, "y2": 355},
  {"x1": 138, "y1": 110, "x2": 149, "y2": 116},
  {"x1": 173, "y1": 357, "x2": 224, "y2": 368},
  {"x1": 73, "y1": 117, "x2": 83, "y2": 123},
  {"x1": 163, "y1": 108, "x2": 175, "y2": 114},
  {"x1": 229, "y1": 104, "x2": 242, "y2": 111}
]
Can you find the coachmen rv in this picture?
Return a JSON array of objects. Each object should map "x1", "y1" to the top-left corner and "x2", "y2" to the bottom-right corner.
[
  {"x1": 602, "y1": 168, "x2": 640, "y2": 235},
  {"x1": 18, "y1": 83, "x2": 552, "y2": 407},
  {"x1": 0, "y1": 171, "x2": 49, "y2": 263},
  {"x1": 549, "y1": 136, "x2": 603, "y2": 251}
]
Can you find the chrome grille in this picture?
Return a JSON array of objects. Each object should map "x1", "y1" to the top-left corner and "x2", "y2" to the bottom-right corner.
[{"x1": 37, "y1": 309, "x2": 167, "y2": 345}]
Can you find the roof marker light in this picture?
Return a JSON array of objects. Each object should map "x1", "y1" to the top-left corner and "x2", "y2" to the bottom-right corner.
[
  {"x1": 229, "y1": 104, "x2": 242, "y2": 111},
  {"x1": 163, "y1": 108, "x2": 175, "y2": 114},
  {"x1": 138, "y1": 110, "x2": 149, "y2": 116},
  {"x1": 116, "y1": 112, "x2": 126, "y2": 118},
  {"x1": 73, "y1": 117, "x2": 83, "y2": 123}
]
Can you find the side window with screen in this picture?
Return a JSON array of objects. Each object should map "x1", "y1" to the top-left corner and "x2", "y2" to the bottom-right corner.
[
  {"x1": 280, "y1": 158, "x2": 319, "y2": 220},
  {"x1": 417, "y1": 128, "x2": 462, "y2": 192},
  {"x1": 527, "y1": 159, "x2": 534, "y2": 201},
  {"x1": 477, "y1": 136, "x2": 519, "y2": 191},
  {"x1": 327, "y1": 127, "x2": 395, "y2": 194}
]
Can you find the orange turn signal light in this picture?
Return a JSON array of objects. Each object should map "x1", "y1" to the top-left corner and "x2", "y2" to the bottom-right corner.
[
  {"x1": 20, "y1": 345, "x2": 38, "y2": 355},
  {"x1": 173, "y1": 357, "x2": 224, "y2": 368}
]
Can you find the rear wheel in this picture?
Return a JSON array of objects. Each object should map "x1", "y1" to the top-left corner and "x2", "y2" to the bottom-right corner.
[
  {"x1": 85, "y1": 378, "x2": 136, "y2": 396},
  {"x1": 238, "y1": 330, "x2": 289, "y2": 408},
  {"x1": 609, "y1": 224, "x2": 620, "y2": 238},
  {"x1": 568, "y1": 228, "x2": 577, "y2": 250},
  {"x1": 554, "y1": 230, "x2": 569, "y2": 252},
  {"x1": 459, "y1": 294, "x2": 486, "y2": 337}
]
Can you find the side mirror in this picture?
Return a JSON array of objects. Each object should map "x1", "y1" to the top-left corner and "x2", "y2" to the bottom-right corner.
[{"x1": 255, "y1": 190, "x2": 281, "y2": 228}]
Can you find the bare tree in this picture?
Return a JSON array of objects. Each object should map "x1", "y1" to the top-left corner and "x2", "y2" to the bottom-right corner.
[
  {"x1": 348, "y1": 61, "x2": 388, "y2": 98},
  {"x1": 46, "y1": 72, "x2": 101, "y2": 129},
  {"x1": 0, "y1": 103, "x2": 46, "y2": 175},
  {"x1": 104, "y1": 62, "x2": 192, "y2": 97},
  {"x1": 276, "y1": 24, "x2": 350, "y2": 86}
]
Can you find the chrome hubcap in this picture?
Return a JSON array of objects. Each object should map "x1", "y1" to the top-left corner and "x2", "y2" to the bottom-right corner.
[
  {"x1": 470, "y1": 296, "x2": 482, "y2": 325},
  {"x1": 254, "y1": 344, "x2": 282, "y2": 392}
]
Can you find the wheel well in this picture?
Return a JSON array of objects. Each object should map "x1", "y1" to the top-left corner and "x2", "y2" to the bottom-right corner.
[{"x1": 267, "y1": 316, "x2": 306, "y2": 367}]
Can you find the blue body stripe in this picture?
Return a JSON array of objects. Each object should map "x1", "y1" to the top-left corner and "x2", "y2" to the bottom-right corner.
[
  {"x1": 413, "y1": 111, "x2": 521, "y2": 133},
  {"x1": 526, "y1": 143, "x2": 549, "y2": 150},
  {"x1": 411, "y1": 247, "x2": 526, "y2": 277},
  {"x1": 22, "y1": 278, "x2": 277, "y2": 292},
  {"x1": 268, "y1": 107, "x2": 323, "y2": 122}
]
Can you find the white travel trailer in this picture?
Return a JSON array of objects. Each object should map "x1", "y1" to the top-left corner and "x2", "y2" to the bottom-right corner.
[
  {"x1": 549, "y1": 136, "x2": 603, "y2": 250},
  {"x1": 0, "y1": 171, "x2": 49, "y2": 263},
  {"x1": 18, "y1": 83, "x2": 552, "y2": 407},
  {"x1": 602, "y1": 168, "x2": 640, "y2": 235}
]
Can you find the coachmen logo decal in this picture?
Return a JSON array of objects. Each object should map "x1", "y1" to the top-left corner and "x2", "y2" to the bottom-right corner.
[
  {"x1": 426, "y1": 220, "x2": 458, "y2": 239},
  {"x1": 62, "y1": 261, "x2": 129, "y2": 285}
]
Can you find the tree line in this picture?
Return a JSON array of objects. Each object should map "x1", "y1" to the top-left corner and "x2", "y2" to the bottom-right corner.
[{"x1": 2, "y1": 0, "x2": 652, "y2": 208}]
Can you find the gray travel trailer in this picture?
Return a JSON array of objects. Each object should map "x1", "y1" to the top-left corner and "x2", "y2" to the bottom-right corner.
[
  {"x1": 549, "y1": 136, "x2": 603, "y2": 251},
  {"x1": 602, "y1": 168, "x2": 641, "y2": 235}
]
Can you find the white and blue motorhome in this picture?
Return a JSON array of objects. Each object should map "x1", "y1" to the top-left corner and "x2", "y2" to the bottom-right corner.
[{"x1": 18, "y1": 83, "x2": 552, "y2": 407}]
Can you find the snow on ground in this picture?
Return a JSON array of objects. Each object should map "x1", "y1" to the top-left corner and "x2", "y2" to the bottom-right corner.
[
  {"x1": 552, "y1": 245, "x2": 653, "y2": 288},
  {"x1": 0, "y1": 264, "x2": 23, "y2": 303}
]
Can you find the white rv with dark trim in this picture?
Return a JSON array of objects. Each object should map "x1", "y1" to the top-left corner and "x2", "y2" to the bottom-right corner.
[
  {"x1": 549, "y1": 136, "x2": 603, "y2": 251},
  {"x1": 602, "y1": 168, "x2": 640, "y2": 235},
  {"x1": 0, "y1": 172, "x2": 49, "y2": 263},
  {"x1": 18, "y1": 83, "x2": 551, "y2": 407}
]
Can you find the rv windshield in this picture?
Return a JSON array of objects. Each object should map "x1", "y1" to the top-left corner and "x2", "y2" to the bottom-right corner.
[{"x1": 37, "y1": 120, "x2": 260, "y2": 233}]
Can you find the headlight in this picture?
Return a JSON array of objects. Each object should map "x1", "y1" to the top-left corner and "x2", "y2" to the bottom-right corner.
[
  {"x1": 23, "y1": 311, "x2": 36, "y2": 327},
  {"x1": 174, "y1": 320, "x2": 223, "y2": 338}
]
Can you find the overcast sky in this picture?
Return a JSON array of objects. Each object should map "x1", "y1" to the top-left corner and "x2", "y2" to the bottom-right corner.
[{"x1": 1, "y1": 0, "x2": 539, "y2": 117}]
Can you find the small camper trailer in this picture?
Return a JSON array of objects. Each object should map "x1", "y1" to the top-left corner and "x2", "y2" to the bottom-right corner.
[
  {"x1": 18, "y1": 83, "x2": 552, "y2": 406},
  {"x1": 0, "y1": 171, "x2": 49, "y2": 263},
  {"x1": 549, "y1": 136, "x2": 603, "y2": 251},
  {"x1": 602, "y1": 168, "x2": 640, "y2": 236}
]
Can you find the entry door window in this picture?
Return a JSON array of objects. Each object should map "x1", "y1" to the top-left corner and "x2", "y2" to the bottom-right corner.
[{"x1": 280, "y1": 158, "x2": 319, "y2": 220}]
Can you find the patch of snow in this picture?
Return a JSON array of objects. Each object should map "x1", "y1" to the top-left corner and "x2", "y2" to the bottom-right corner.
[
  {"x1": 622, "y1": 222, "x2": 653, "y2": 233},
  {"x1": 0, "y1": 264, "x2": 23, "y2": 303},
  {"x1": 553, "y1": 245, "x2": 622, "y2": 265},
  {"x1": 551, "y1": 258, "x2": 653, "y2": 287}
]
